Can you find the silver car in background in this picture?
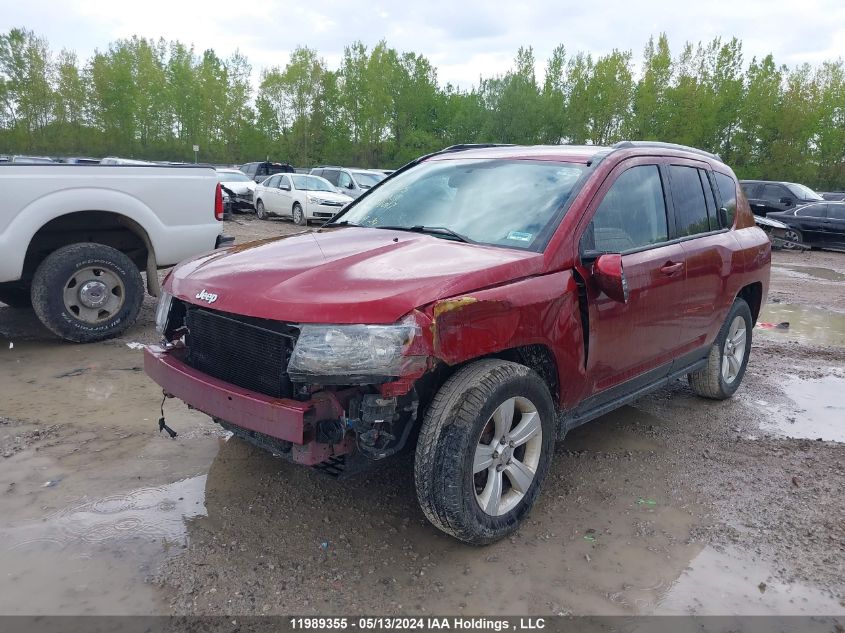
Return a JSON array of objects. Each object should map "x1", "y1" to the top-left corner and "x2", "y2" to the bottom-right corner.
[{"x1": 310, "y1": 166, "x2": 386, "y2": 199}]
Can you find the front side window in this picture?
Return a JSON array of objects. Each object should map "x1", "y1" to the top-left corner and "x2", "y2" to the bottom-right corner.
[
  {"x1": 352, "y1": 171, "x2": 385, "y2": 188},
  {"x1": 291, "y1": 175, "x2": 335, "y2": 192},
  {"x1": 714, "y1": 172, "x2": 738, "y2": 227},
  {"x1": 337, "y1": 158, "x2": 586, "y2": 250},
  {"x1": 761, "y1": 183, "x2": 787, "y2": 202},
  {"x1": 669, "y1": 165, "x2": 709, "y2": 237},
  {"x1": 582, "y1": 165, "x2": 668, "y2": 253},
  {"x1": 338, "y1": 171, "x2": 354, "y2": 189},
  {"x1": 264, "y1": 175, "x2": 281, "y2": 188},
  {"x1": 797, "y1": 204, "x2": 827, "y2": 218},
  {"x1": 828, "y1": 204, "x2": 845, "y2": 220},
  {"x1": 787, "y1": 183, "x2": 823, "y2": 201}
]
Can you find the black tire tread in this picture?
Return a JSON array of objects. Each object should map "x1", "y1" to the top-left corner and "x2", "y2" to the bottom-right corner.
[
  {"x1": 688, "y1": 298, "x2": 752, "y2": 400},
  {"x1": 414, "y1": 359, "x2": 554, "y2": 544},
  {"x1": 31, "y1": 242, "x2": 144, "y2": 343}
]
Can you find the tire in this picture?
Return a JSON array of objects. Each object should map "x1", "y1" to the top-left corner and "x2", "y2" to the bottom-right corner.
[
  {"x1": 292, "y1": 203, "x2": 306, "y2": 226},
  {"x1": 414, "y1": 359, "x2": 555, "y2": 545},
  {"x1": 688, "y1": 298, "x2": 753, "y2": 400},
  {"x1": 256, "y1": 199, "x2": 268, "y2": 220},
  {"x1": 0, "y1": 284, "x2": 32, "y2": 308},
  {"x1": 782, "y1": 228, "x2": 802, "y2": 250},
  {"x1": 31, "y1": 243, "x2": 144, "y2": 343}
]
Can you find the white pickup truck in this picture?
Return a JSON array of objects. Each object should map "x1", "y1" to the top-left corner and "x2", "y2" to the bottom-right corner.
[{"x1": 0, "y1": 163, "x2": 230, "y2": 342}]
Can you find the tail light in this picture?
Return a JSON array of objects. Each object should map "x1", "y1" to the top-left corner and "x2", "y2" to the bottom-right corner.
[{"x1": 214, "y1": 183, "x2": 224, "y2": 221}]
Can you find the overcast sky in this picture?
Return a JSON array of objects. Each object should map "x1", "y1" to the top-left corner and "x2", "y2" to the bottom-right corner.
[{"x1": 2, "y1": 0, "x2": 844, "y2": 88}]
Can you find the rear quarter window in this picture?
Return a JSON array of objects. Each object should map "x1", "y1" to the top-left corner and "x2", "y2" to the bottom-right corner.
[{"x1": 714, "y1": 172, "x2": 738, "y2": 227}]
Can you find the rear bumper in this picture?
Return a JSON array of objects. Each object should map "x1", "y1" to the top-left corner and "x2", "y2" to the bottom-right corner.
[{"x1": 143, "y1": 345, "x2": 353, "y2": 465}]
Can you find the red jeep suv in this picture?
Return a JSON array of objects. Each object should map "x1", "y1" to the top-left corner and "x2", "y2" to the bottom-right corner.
[{"x1": 145, "y1": 142, "x2": 770, "y2": 544}]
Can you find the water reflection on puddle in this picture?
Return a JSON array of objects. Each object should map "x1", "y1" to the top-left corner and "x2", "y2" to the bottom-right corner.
[
  {"x1": 656, "y1": 546, "x2": 844, "y2": 615},
  {"x1": 0, "y1": 476, "x2": 207, "y2": 615},
  {"x1": 758, "y1": 304, "x2": 845, "y2": 346},
  {"x1": 754, "y1": 374, "x2": 845, "y2": 442}
]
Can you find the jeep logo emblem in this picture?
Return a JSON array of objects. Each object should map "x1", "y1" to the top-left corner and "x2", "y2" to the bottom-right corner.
[{"x1": 195, "y1": 289, "x2": 218, "y2": 304}]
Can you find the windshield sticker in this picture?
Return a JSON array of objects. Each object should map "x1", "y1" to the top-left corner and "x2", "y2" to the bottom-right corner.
[{"x1": 506, "y1": 231, "x2": 533, "y2": 242}]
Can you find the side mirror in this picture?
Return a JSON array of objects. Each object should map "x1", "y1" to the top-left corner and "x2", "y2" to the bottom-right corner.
[
  {"x1": 780, "y1": 197, "x2": 794, "y2": 206},
  {"x1": 279, "y1": 184, "x2": 290, "y2": 191},
  {"x1": 593, "y1": 253, "x2": 629, "y2": 303}
]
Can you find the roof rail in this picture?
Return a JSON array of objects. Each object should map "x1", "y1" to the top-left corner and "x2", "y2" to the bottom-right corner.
[
  {"x1": 612, "y1": 141, "x2": 722, "y2": 162},
  {"x1": 441, "y1": 143, "x2": 515, "y2": 153}
]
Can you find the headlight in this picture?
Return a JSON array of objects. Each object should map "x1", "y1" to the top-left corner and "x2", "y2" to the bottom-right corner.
[
  {"x1": 154, "y1": 291, "x2": 173, "y2": 335},
  {"x1": 287, "y1": 320, "x2": 424, "y2": 382},
  {"x1": 308, "y1": 196, "x2": 331, "y2": 205}
]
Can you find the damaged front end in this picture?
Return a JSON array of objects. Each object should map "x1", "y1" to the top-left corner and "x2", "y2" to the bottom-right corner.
[{"x1": 144, "y1": 295, "x2": 433, "y2": 475}]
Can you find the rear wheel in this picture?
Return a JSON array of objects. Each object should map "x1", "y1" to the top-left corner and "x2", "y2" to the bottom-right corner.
[
  {"x1": 688, "y1": 298, "x2": 753, "y2": 400},
  {"x1": 31, "y1": 243, "x2": 144, "y2": 343},
  {"x1": 292, "y1": 203, "x2": 306, "y2": 226},
  {"x1": 783, "y1": 228, "x2": 803, "y2": 250},
  {"x1": 414, "y1": 359, "x2": 555, "y2": 545},
  {"x1": 256, "y1": 199, "x2": 268, "y2": 220}
]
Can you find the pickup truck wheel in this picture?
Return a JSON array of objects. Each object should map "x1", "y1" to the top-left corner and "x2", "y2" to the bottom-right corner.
[
  {"x1": 292, "y1": 203, "x2": 306, "y2": 226},
  {"x1": 31, "y1": 243, "x2": 144, "y2": 343},
  {"x1": 255, "y1": 199, "x2": 268, "y2": 220},
  {"x1": 414, "y1": 359, "x2": 555, "y2": 545},
  {"x1": 688, "y1": 298, "x2": 752, "y2": 400},
  {"x1": 0, "y1": 284, "x2": 32, "y2": 308}
]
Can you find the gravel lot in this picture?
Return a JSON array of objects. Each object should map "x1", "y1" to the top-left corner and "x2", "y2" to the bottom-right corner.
[{"x1": 1, "y1": 215, "x2": 843, "y2": 617}]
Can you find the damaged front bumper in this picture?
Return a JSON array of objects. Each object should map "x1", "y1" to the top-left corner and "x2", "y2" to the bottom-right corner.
[{"x1": 143, "y1": 345, "x2": 355, "y2": 465}]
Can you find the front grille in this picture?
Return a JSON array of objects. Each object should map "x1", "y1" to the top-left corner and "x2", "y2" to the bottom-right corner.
[{"x1": 184, "y1": 307, "x2": 294, "y2": 398}]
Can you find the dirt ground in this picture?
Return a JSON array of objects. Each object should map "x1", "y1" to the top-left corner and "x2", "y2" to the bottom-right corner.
[{"x1": 1, "y1": 215, "x2": 843, "y2": 617}]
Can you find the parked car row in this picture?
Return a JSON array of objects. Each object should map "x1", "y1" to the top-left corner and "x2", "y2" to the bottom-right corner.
[{"x1": 254, "y1": 173, "x2": 353, "y2": 224}]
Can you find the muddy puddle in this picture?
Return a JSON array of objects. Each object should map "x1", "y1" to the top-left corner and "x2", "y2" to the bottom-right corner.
[
  {"x1": 772, "y1": 263, "x2": 845, "y2": 283},
  {"x1": 757, "y1": 303, "x2": 845, "y2": 346},
  {"x1": 753, "y1": 373, "x2": 845, "y2": 442},
  {"x1": 0, "y1": 338, "x2": 222, "y2": 614},
  {"x1": 655, "y1": 545, "x2": 844, "y2": 615}
]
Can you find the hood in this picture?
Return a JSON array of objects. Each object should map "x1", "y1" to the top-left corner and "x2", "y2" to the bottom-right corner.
[
  {"x1": 305, "y1": 190, "x2": 352, "y2": 203},
  {"x1": 167, "y1": 227, "x2": 542, "y2": 324},
  {"x1": 220, "y1": 180, "x2": 255, "y2": 194}
]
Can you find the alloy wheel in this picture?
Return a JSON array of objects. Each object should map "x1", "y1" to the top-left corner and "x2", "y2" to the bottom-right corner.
[
  {"x1": 473, "y1": 396, "x2": 543, "y2": 516},
  {"x1": 721, "y1": 315, "x2": 747, "y2": 383}
]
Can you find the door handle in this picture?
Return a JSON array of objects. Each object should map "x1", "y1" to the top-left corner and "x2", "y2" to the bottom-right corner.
[{"x1": 660, "y1": 262, "x2": 684, "y2": 275}]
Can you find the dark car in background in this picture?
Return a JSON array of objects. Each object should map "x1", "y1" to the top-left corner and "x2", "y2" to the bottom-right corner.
[
  {"x1": 740, "y1": 180, "x2": 824, "y2": 216},
  {"x1": 767, "y1": 201, "x2": 845, "y2": 250},
  {"x1": 240, "y1": 161, "x2": 295, "y2": 183},
  {"x1": 820, "y1": 191, "x2": 845, "y2": 201}
]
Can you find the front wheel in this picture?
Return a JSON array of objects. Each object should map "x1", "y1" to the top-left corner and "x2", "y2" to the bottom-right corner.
[
  {"x1": 414, "y1": 359, "x2": 555, "y2": 545},
  {"x1": 688, "y1": 298, "x2": 753, "y2": 400},
  {"x1": 292, "y1": 203, "x2": 306, "y2": 226},
  {"x1": 255, "y1": 199, "x2": 268, "y2": 220},
  {"x1": 31, "y1": 242, "x2": 144, "y2": 343},
  {"x1": 782, "y1": 228, "x2": 803, "y2": 250}
]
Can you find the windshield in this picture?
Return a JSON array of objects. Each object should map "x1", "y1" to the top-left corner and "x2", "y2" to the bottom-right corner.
[
  {"x1": 292, "y1": 175, "x2": 335, "y2": 192},
  {"x1": 352, "y1": 171, "x2": 386, "y2": 188},
  {"x1": 336, "y1": 159, "x2": 586, "y2": 250},
  {"x1": 217, "y1": 171, "x2": 252, "y2": 183},
  {"x1": 787, "y1": 183, "x2": 822, "y2": 201}
]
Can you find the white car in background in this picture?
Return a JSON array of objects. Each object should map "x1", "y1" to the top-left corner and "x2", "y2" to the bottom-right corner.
[
  {"x1": 216, "y1": 168, "x2": 256, "y2": 211},
  {"x1": 254, "y1": 173, "x2": 352, "y2": 225}
]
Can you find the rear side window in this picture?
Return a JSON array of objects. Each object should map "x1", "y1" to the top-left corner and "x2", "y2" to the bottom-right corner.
[
  {"x1": 699, "y1": 171, "x2": 719, "y2": 230},
  {"x1": 669, "y1": 165, "x2": 709, "y2": 237},
  {"x1": 714, "y1": 172, "x2": 738, "y2": 227},
  {"x1": 583, "y1": 165, "x2": 668, "y2": 253},
  {"x1": 740, "y1": 182, "x2": 757, "y2": 197}
]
